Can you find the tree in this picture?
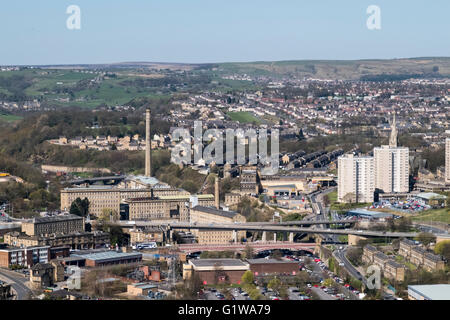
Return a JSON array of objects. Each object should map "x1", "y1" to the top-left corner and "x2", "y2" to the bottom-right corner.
[
  {"x1": 241, "y1": 270, "x2": 254, "y2": 285},
  {"x1": 243, "y1": 244, "x2": 254, "y2": 259},
  {"x1": 270, "y1": 250, "x2": 282, "y2": 260},
  {"x1": 342, "y1": 193, "x2": 356, "y2": 204},
  {"x1": 434, "y1": 240, "x2": 450, "y2": 261},
  {"x1": 69, "y1": 202, "x2": 81, "y2": 216},
  {"x1": 248, "y1": 288, "x2": 264, "y2": 300},
  {"x1": 415, "y1": 232, "x2": 436, "y2": 248},
  {"x1": 69, "y1": 197, "x2": 89, "y2": 217},
  {"x1": 346, "y1": 247, "x2": 363, "y2": 266},
  {"x1": 267, "y1": 277, "x2": 282, "y2": 293},
  {"x1": 396, "y1": 217, "x2": 412, "y2": 232},
  {"x1": 323, "y1": 278, "x2": 334, "y2": 287},
  {"x1": 173, "y1": 273, "x2": 203, "y2": 299},
  {"x1": 294, "y1": 271, "x2": 309, "y2": 287},
  {"x1": 99, "y1": 208, "x2": 119, "y2": 222}
]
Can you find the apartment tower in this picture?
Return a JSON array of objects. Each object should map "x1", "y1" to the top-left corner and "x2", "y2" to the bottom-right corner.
[
  {"x1": 338, "y1": 154, "x2": 375, "y2": 203},
  {"x1": 373, "y1": 114, "x2": 409, "y2": 193}
]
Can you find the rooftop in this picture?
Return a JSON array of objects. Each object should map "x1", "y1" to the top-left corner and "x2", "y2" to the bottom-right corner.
[
  {"x1": 400, "y1": 239, "x2": 416, "y2": 246},
  {"x1": 416, "y1": 192, "x2": 447, "y2": 200},
  {"x1": 408, "y1": 284, "x2": 450, "y2": 300},
  {"x1": 386, "y1": 259, "x2": 404, "y2": 269},
  {"x1": 189, "y1": 258, "x2": 249, "y2": 268},
  {"x1": 424, "y1": 252, "x2": 443, "y2": 262},
  {"x1": 127, "y1": 175, "x2": 161, "y2": 186},
  {"x1": 73, "y1": 251, "x2": 142, "y2": 262},
  {"x1": 347, "y1": 209, "x2": 393, "y2": 219},
  {"x1": 30, "y1": 214, "x2": 83, "y2": 224},
  {"x1": 246, "y1": 258, "x2": 298, "y2": 264},
  {"x1": 192, "y1": 206, "x2": 239, "y2": 219},
  {"x1": 364, "y1": 245, "x2": 378, "y2": 252}
]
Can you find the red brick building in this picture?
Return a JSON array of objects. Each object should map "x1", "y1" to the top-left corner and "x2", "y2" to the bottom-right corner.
[
  {"x1": 246, "y1": 258, "x2": 299, "y2": 276},
  {"x1": 183, "y1": 259, "x2": 250, "y2": 285}
]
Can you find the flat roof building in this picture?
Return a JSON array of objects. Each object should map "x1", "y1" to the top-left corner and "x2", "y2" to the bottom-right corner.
[
  {"x1": 190, "y1": 206, "x2": 246, "y2": 244},
  {"x1": 22, "y1": 214, "x2": 84, "y2": 237},
  {"x1": 183, "y1": 259, "x2": 250, "y2": 285},
  {"x1": 73, "y1": 251, "x2": 142, "y2": 267},
  {"x1": 347, "y1": 209, "x2": 393, "y2": 220},
  {"x1": 408, "y1": 284, "x2": 450, "y2": 300},
  {"x1": 246, "y1": 258, "x2": 299, "y2": 276}
]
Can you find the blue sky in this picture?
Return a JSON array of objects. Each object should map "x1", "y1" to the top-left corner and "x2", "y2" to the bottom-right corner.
[{"x1": 0, "y1": 0, "x2": 449, "y2": 65}]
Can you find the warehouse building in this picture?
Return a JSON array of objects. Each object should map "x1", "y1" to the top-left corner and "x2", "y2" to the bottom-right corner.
[
  {"x1": 183, "y1": 259, "x2": 250, "y2": 284},
  {"x1": 408, "y1": 284, "x2": 450, "y2": 300},
  {"x1": 72, "y1": 251, "x2": 142, "y2": 267},
  {"x1": 246, "y1": 258, "x2": 299, "y2": 276}
]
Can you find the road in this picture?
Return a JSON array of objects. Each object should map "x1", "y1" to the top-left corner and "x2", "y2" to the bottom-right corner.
[
  {"x1": 119, "y1": 221, "x2": 419, "y2": 238},
  {"x1": 311, "y1": 287, "x2": 337, "y2": 300},
  {"x1": 0, "y1": 268, "x2": 32, "y2": 300},
  {"x1": 178, "y1": 242, "x2": 315, "y2": 253},
  {"x1": 333, "y1": 247, "x2": 367, "y2": 287},
  {"x1": 414, "y1": 222, "x2": 449, "y2": 235}
]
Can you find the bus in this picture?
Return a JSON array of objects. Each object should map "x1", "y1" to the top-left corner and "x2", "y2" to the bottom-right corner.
[{"x1": 134, "y1": 242, "x2": 157, "y2": 250}]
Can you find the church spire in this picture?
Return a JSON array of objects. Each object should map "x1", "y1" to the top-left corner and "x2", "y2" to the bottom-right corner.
[{"x1": 389, "y1": 113, "x2": 398, "y2": 148}]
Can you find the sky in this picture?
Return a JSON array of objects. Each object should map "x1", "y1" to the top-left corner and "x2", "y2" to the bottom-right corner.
[{"x1": 0, "y1": 0, "x2": 449, "y2": 65}]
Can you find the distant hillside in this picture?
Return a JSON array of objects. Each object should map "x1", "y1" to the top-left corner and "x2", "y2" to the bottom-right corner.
[
  {"x1": 215, "y1": 57, "x2": 450, "y2": 80},
  {"x1": 11, "y1": 57, "x2": 450, "y2": 81}
]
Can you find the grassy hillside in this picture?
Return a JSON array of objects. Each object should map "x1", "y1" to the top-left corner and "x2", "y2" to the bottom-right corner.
[{"x1": 217, "y1": 57, "x2": 450, "y2": 80}]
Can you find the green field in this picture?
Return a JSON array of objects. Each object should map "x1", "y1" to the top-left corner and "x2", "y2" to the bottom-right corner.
[
  {"x1": 411, "y1": 208, "x2": 450, "y2": 224},
  {"x1": 227, "y1": 111, "x2": 260, "y2": 124},
  {"x1": 327, "y1": 190, "x2": 369, "y2": 212},
  {"x1": 0, "y1": 114, "x2": 23, "y2": 122},
  {"x1": 0, "y1": 69, "x2": 170, "y2": 108}
]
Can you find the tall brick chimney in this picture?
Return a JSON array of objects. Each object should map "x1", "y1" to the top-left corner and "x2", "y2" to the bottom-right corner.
[
  {"x1": 145, "y1": 109, "x2": 152, "y2": 177},
  {"x1": 215, "y1": 176, "x2": 220, "y2": 209}
]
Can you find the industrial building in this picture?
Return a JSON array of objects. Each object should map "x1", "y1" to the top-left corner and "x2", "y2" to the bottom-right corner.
[
  {"x1": 189, "y1": 206, "x2": 246, "y2": 244},
  {"x1": 408, "y1": 284, "x2": 450, "y2": 300},
  {"x1": 347, "y1": 209, "x2": 393, "y2": 221},
  {"x1": 72, "y1": 251, "x2": 143, "y2": 267},
  {"x1": 183, "y1": 259, "x2": 250, "y2": 284},
  {"x1": 246, "y1": 258, "x2": 299, "y2": 276}
]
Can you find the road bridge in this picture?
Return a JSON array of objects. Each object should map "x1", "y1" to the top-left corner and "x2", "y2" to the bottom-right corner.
[
  {"x1": 117, "y1": 221, "x2": 418, "y2": 239},
  {"x1": 177, "y1": 242, "x2": 315, "y2": 254},
  {"x1": 68, "y1": 175, "x2": 126, "y2": 185}
]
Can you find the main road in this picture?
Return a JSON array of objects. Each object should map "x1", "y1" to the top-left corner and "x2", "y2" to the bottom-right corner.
[
  {"x1": 177, "y1": 242, "x2": 315, "y2": 253},
  {"x1": 118, "y1": 221, "x2": 419, "y2": 238},
  {"x1": 0, "y1": 268, "x2": 32, "y2": 300},
  {"x1": 333, "y1": 246, "x2": 367, "y2": 287}
]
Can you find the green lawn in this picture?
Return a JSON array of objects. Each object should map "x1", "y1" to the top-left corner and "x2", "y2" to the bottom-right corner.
[
  {"x1": 411, "y1": 208, "x2": 450, "y2": 224},
  {"x1": 227, "y1": 111, "x2": 261, "y2": 124},
  {"x1": 328, "y1": 190, "x2": 369, "y2": 212},
  {"x1": 395, "y1": 255, "x2": 417, "y2": 270},
  {"x1": 327, "y1": 190, "x2": 337, "y2": 203},
  {"x1": 0, "y1": 114, "x2": 23, "y2": 122}
]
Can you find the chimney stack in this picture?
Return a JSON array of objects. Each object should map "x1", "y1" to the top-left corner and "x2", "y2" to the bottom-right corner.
[
  {"x1": 215, "y1": 176, "x2": 220, "y2": 209},
  {"x1": 145, "y1": 109, "x2": 152, "y2": 177}
]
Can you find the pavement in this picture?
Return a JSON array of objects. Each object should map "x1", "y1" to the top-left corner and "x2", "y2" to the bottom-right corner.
[{"x1": 0, "y1": 268, "x2": 33, "y2": 300}]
